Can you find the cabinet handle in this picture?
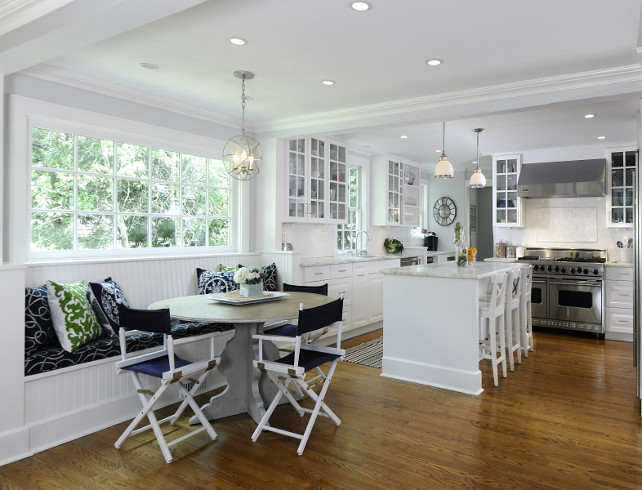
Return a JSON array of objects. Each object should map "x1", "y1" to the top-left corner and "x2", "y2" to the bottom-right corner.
[
  {"x1": 618, "y1": 319, "x2": 630, "y2": 323},
  {"x1": 618, "y1": 293, "x2": 630, "y2": 297},
  {"x1": 314, "y1": 272, "x2": 324, "y2": 276},
  {"x1": 357, "y1": 274, "x2": 366, "y2": 277}
]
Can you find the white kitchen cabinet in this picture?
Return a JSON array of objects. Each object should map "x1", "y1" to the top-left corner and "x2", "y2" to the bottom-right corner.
[
  {"x1": 605, "y1": 265, "x2": 633, "y2": 342},
  {"x1": 372, "y1": 156, "x2": 421, "y2": 226},
  {"x1": 351, "y1": 259, "x2": 399, "y2": 329},
  {"x1": 285, "y1": 138, "x2": 348, "y2": 224},
  {"x1": 303, "y1": 262, "x2": 354, "y2": 332},
  {"x1": 607, "y1": 147, "x2": 637, "y2": 228},
  {"x1": 492, "y1": 154, "x2": 523, "y2": 227}
]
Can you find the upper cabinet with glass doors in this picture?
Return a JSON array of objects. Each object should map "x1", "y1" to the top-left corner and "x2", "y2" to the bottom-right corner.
[
  {"x1": 371, "y1": 156, "x2": 420, "y2": 226},
  {"x1": 492, "y1": 154, "x2": 523, "y2": 227},
  {"x1": 608, "y1": 148, "x2": 637, "y2": 227},
  {"x1": 285, "y1": 138, "x2": 348, "y2": 224}
]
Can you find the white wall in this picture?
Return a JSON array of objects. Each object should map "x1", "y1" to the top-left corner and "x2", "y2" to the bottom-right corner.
[{"x1": 425, "y1": 169, "x2": 468, "y2": 251}]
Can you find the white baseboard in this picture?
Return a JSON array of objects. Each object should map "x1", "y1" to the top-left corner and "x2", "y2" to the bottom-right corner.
[{"x1": 0, "y1": 426, "x2": 31, "y2": 466}]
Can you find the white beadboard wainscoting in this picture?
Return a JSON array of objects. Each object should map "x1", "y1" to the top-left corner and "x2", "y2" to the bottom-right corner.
[{"x1": 0, "y1": 251, "x2": 296, "y2": 465}]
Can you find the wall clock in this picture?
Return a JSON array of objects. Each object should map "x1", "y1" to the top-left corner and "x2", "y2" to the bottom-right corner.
[{"x1": 433, "y1": 197, "x2": 457, "y2": 226}]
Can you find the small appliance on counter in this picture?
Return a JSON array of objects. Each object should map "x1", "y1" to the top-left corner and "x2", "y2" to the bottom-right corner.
[{"x1": 424, "y1": 232, "x2": 438, "y2": 251}]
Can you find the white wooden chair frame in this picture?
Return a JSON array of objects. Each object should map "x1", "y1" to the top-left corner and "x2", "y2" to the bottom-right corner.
[
  {"x1": 520, "y1": 265, "x2": 534, "y2": 356},
  {"x1": 479, "y1": 272, "x2": 508, "y2": 387},
  {"x1": 115, "y1": 326, "x2": 220, "y2": 464},
  {"x1": 505, "y1": 269, "x2": 522, "y2": 371}
]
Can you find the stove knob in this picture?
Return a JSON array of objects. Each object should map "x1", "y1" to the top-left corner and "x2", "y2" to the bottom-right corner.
[
  {"x1": 546, "y1": 265, "x2": 552, "y2": 272},
  {"x1": 593, "y1": 269, "x2": 599, "y2": 275},
  {"x1": 583, "y1": 268, "x2": 589, "y2": 274},
  {"x1": 554, "y1": 266, "x2": 559, "y2": 272},
  {"x1": 570, "y1": 268, "x2": 576, "y2": 274},
  {"x1": 561, "y1": 267, "x2": 566, "y2": 274}
]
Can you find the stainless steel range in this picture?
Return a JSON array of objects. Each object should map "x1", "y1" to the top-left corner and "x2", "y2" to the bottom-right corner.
[{"x1": 517, "y1": 247, "x2": 607, "y2": 334}]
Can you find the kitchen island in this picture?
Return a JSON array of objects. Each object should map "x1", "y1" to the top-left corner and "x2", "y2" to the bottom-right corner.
[{"x1": 381, "y1": 261, "x2": 526, "y2": 395}]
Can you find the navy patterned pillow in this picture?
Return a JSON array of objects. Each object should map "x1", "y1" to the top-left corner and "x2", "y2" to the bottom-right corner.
[
  {"x1": 238, "y1": 263, "x2": 278, "y2": 292},
  {"x1": 87, "y1": 277, "x2": 130, "y2": 334},
  {"x1": 196, "y1": 268, "x2": 238, "y2": 295},
  {"x1": 25, "y1": 285, "x2": 58, "y2": 357}
]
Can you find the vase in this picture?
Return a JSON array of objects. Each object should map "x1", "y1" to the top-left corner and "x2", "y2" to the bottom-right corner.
[
  {"x1": 240, "y1": 282, "x2": 263, "y2": 297},
  {"x1": 456, "y1": 245, "x2": 469, "y2": 267}
]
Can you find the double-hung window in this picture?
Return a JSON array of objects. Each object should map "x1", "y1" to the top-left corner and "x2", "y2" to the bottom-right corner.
[
  {"x1": 336, "y1": 165, "x2": 362, "y2": 253},
  {"x1": 30, "y1": 127, "x2": 232, "y2": 254}
]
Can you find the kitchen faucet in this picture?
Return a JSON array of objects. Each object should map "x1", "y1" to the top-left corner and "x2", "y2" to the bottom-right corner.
[{"x1": 355, "y1": 230, "x2": 371, "y2": 255}]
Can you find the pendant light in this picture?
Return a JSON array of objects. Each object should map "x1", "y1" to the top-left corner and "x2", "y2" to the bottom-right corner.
[
  {"x1": 434, "y1": 121, "x2": 454, "y2": 179},
  {"x1": 469, "y1": 128, "x2": 486, "y2": 188},
  {"x1": 222, "y1": 71, "x2": 262, "y2": 181}
]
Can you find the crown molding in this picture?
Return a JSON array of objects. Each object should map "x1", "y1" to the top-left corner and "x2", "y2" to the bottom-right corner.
[
  {"x1": 18, "y1": 64, "x2": 244, "y2": 130},
  {"x1": 257, "y1": 64, "x2": 642, "y2": 134},
  {"x1": 0, "y1": 0, "x2": 73, "y2": 36}
]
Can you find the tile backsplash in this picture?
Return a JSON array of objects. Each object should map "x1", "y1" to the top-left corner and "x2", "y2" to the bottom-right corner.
[{"x1": 534, "y1": 207, "x2": 597, "y2": 243}]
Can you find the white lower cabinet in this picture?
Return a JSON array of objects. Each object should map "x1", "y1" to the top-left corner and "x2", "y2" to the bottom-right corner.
[
  {"x1": 302, "y1": 258, "x2": 399, "y2": 337},
  {"x1": 605, "y1": 265, "x2": 633, "y2": 342}
]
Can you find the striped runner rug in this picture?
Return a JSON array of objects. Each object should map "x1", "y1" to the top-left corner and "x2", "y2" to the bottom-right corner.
[{"x1": 343, "y1": 336, "x2": 383, "y2": 368}]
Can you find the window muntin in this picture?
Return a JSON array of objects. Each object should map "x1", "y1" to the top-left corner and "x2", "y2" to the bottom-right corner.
[{"x1": 30, "y1": 127, "x2": 232, "y2": 253}]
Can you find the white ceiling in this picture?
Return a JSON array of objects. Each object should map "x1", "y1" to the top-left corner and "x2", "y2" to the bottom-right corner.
[{"x1": 3, "y1": 0, "x2": 642, "y2": 170}]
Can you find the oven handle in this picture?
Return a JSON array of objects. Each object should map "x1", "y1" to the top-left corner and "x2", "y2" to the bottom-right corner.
[{"x1": 548, "y1": 279, "x2": 602, "y2": 288}]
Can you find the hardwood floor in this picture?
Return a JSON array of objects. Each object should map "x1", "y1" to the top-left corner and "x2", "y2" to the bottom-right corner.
[{"x1": 2, "y1": 329, "x2": 642, "y2": 489}]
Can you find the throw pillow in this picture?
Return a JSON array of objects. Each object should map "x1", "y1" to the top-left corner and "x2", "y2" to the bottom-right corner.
[
  {"x1": 25, "y1": 285, "x2": 58, "y2": 357},
  {"x1": 46, "y1": 280, "x2": 104, "y2": 353},
  {"x1": 87, "y1": 277, "x2": 130, "y2": 335},
  {"x1": 196, "y1": 268, "x2": 238, "y2": 295},
  {"x1": 237, "y1": 263, "x2": 278, "y2": 292}
]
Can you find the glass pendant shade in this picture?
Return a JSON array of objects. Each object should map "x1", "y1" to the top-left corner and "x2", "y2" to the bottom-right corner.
[
  {"x1": 435, "y1": 154, "x2": 454, "y2": 179},
  {"x1": 435, "y1": 121, "x2": 454, "y2": 179},
  {"x1": 222, "y1": 71, "x2": 262, "y2": 181},
  {"x1": 470, "y1": 168, "x2": 486, "y2": 187},
  {"x1": 469, "y1": 127, "x2": 486, "y2": 188}
]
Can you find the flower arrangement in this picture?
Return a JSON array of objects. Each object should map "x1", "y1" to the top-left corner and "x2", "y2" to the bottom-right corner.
[{"x1": 233, "y1": 267, "x2": 266, "y2": 285}]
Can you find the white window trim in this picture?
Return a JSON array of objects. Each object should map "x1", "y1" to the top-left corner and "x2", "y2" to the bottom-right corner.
[{"x1": 8, "y1": 95, "x2": 244, "y2": 263}]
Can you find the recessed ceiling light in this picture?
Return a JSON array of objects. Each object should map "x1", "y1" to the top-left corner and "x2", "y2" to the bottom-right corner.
[
  {"x1": 435, "y1": 149, "x2": 442, "y2": 153},
  {"x1": 351, "y1": 2, "x2": 371, "y2": 11},
  {"x1": 229, "y1": 37, "x2": 247, "y2": 46},
  {"x1": 585, "y1": 113, "x2": 595, "y2": 119},
  {"x1": 139, "y1": 62, "x2": 159, "y2": 70},
  {"x1": 426, "y1": 59, "x2": 442, "y2": 66},
  {"x1": 597, "y1": 135, "x2": 607, "y2": 140},
  {"x1": 400, "y1": 135, "x2": 408, "y2": 139},
  {"x1": 322, "y1": 80, "x2": 335, "y2": 86}
]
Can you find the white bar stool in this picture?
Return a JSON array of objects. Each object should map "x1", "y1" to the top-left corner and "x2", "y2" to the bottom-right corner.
[
  {"x1": 479, "y1": 272, "x2": 508, "y2": 387},
  {"x1": 504, "y1": 268, "x2": 522, "y2": 371},
  {"x1": 520, "y1": 265, "x2": 534, "y2": 357}
]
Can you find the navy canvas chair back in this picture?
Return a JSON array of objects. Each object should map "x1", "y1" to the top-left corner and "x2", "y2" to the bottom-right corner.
[
  {"x1": 297, "y1": 296, "x2": 343, "y2": 337},
  {"x1": 118, "y1": 304, "x2": 172, "y2": 335},
  {"x1": 283, "y1": 282, "x2": 328, "y2": 296}
]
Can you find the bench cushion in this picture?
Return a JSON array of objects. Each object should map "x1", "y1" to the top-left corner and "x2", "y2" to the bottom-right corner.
[{"x1": 24, "y1": 321, "x2": 235, "y2": 376}]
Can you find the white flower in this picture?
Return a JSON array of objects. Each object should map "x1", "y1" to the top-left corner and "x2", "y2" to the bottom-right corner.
[{"x1": 234, "y1": 267, "x2": 265, "y2": 285}]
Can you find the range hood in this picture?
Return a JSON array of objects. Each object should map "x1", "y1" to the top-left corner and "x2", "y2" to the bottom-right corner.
[{"x1": 517, "y1": 159, "x2": 606, "y2": 198}]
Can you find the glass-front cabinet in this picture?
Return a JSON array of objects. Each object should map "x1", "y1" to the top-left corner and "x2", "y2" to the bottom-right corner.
[
  {"x1": 608, "y1": 148, "x2": 637, "y2": 227},
  {"x1": 492, "y1": 154, "x2": 523, "y2": 227},
  {"x1": 285, "y1": 138, "x2": 347, "y2": 224},
  {"x1": 372, "y1": 156, "x2": 420, "y2": 226}
]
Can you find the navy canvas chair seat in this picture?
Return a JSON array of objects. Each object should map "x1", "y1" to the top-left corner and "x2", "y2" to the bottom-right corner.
[
  {"x1": 114, "y1": 305, "x2": 220, "y2": 463},
  {"x1": 252, "y1": 297, "x2": 344, "y2": 456}
]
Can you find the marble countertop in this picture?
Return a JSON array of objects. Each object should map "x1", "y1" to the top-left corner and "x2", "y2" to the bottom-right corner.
[
  {"x1": 300, "y1": 254, "x2": 404, "y2": 266},
  {"x1": 382, "y1": 261, "x2": 527, "y2": 280},
  {"x1": 606, "y1": 261, "x2": 633, "y2": 267}
]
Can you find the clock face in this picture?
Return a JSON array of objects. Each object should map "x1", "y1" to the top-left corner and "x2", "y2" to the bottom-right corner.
[{"x1": 433, "y1": 197, "x2": 457, "y2": 226}]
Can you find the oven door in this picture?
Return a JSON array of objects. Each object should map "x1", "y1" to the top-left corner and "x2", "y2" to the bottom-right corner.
[
  {"x1": 531, "y1": 277, "x2": 547, "y2": 319},
  {"x1": 548, "y1": 278, "x2": 602, "y2": 326}
]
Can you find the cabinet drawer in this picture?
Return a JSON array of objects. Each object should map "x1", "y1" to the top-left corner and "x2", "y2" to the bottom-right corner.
[
  {"x1": 302, "y1": 265, "x2": 331, "y2": 283},
  {"x1": 605, "y1": 266, "x2": 633, "y2": 281},
  {"x1": 605, "y1": 307, "x2": 634, "y2": 334},
  {"x1": 605, "y1": 281, "x2": 634, "y2": 308},
  {"x1": 331, "y1": 263, "x2": 353, "y2": 279},
  {"x1": 328, "y1": 278, "x2": 352, "y2": 306}
]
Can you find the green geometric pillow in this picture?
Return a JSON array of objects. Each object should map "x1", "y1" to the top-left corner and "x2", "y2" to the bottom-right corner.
[
  {"x1": 46, "y1": 280, "x2": 104, "y2": 353},
  {"x1": 218, "y1": 264, "x2": 237, "y2": 272}
]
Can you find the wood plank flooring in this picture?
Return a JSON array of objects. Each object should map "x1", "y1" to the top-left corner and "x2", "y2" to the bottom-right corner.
[{"x1": 2, "y1": 329, "x2": 642, "y2": 489}]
